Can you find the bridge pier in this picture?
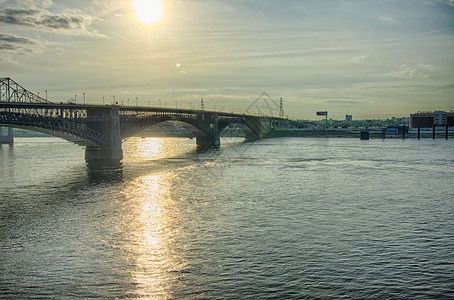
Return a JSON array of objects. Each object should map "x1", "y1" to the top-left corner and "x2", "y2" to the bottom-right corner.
[
  {"x1": 85, "y1": 146, "x2": 123, "y2": 161},
  {"x1": 196, "y1": 136, "x2": 220, "y2": 150},
  {"x1": 196, "y1": 113, "x2": 220, "y2": 150},
  {"x1": 85, "y1": 107, "x2": 123, "y2": 161},
  {"x1": 0, "y1": 126, "x2": 14, "y2": 144},
  {"x1": 244, "y1": 117, "x2": 263, "y2": 142}
]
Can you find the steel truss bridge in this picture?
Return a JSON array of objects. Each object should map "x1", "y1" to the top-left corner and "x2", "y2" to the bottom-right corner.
[{"x1": 0, "y1": 77, "x2": 290, "y2": 160}]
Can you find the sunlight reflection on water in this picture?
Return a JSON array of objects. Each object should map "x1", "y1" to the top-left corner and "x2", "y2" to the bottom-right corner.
[{"x1": 123, "y1": 172, "x2": 175, "y2": 297}]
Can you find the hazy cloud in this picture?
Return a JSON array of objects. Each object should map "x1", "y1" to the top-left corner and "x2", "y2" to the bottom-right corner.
[
  {"x1": 418, "y1": 63, "x2": 435, "y2": 70},
  {"x1": 384, "y1": 64, "x2": 433, "y2": 79},
  {"x1": 379, "y1": 16, "x2": 398, "y2": 23},
  {"x1": 350, "y1": 56, "x2": 367, "y2": 63},
  {"x1": 0, "y1": 33, "x2": 43, "y2": 57},
  {"x1": 440, "y1": 0, "x2": 454, "y2": 6}
]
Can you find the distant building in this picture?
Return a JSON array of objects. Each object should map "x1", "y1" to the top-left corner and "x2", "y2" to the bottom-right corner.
[
  {"x1": 433, "y1": 111, "x2": 448, "y2": 125},
  {"x1": 410, "y1": 111, "x2": 454, "y2": 128},
  {"x1": 448, "y1": 112, "x2": 454, "y2": 126},
  {"x1": 345, "y1": 115, "x2": 352, "y2": 122}
]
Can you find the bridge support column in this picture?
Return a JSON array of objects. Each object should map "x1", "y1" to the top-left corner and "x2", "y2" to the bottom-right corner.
[
  {"x1": 0, "y1": 127, "x2": 14, "y2": 144},
  {"x1": 85, "y1": 146, "x2": 123, "y2": 161},
  {"x1": 196, "y1": 113, "x2": 220, "y2": 150},
  {"x1": 244, "y1": 117, "x2": 263, "y2": 142},
  {"x1": 85, "y1": 107, "x2": 123, "y2": 161}
]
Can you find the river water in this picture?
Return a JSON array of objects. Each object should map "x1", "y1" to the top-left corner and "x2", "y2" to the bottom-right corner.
[{"x1": 1, "y1": 136, "x2": 453, "y2": 299}]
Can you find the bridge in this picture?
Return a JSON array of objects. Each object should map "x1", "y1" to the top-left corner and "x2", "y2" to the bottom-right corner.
[{"x1": 0, "y1": 77, "x2": 290, "y2": 161}]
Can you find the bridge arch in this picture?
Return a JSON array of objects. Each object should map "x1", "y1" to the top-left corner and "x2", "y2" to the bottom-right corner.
[
  {"x1": 0, "y1": 108, "x2": 107, "y2": 146},
  {"x1": 119, "y1": 109, "x2": 220, "y2": 150},
  {"x1": 120, "y1": 113, "x2": 211, "y2": 141}
]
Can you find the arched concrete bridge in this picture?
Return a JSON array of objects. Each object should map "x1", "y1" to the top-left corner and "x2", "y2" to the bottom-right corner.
[{"x1": 0, "y1": 77, "x2": 291, "y2": 160}]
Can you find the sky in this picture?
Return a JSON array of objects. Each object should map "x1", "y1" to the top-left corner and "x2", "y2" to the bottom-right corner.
[{"x1": 1, "y1": 0, "x2": 453, "y2": 119}]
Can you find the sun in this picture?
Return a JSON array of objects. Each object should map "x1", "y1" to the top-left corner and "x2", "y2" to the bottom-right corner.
[{"x1": 131, "y1": 0, "x2": 166, "y2": 26}]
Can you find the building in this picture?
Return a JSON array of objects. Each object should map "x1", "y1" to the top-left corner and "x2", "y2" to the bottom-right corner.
[
  {"x1": 410, "y1": 111, "x2": 454, "y2": 128},
  {"x1": 448, "y1": 111, "x2": 454, "y2": 126},
  {"x1": 410, "y1": 112, "x2": 434, "y2": 128},
  {"x1": 433, "y1": 111, "x2": 448, "y2": 125},
  {"x1": 345, "y1": 115, "x2": 352, "y2": 122}
]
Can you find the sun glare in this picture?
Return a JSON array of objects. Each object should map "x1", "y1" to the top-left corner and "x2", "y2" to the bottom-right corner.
[{"x1": 131, "y1": 0, "x2": 166, "y2": 26}]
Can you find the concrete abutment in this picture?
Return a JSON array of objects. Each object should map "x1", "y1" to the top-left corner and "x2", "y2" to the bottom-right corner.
[
  {"x1": 0, "y1": 126, "x2": 14, "y2": 144},
  {"x1": 196, "y1": 113, "x2": 220, "y2": 151},
  {"x1": 85, "y1": 107, "x2": 123, "y2": 161}
]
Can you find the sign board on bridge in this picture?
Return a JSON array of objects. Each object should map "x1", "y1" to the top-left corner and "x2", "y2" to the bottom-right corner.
[{"x1": 316, "y1": 111, "x2": 328, "y2": 116}]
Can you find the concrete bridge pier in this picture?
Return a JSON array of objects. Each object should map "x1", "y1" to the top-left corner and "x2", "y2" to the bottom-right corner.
[
  {"x1": 244, "y1": 117, "x2": 263, "y2": 142},
  {"x1": 0, "y1": 126, "x2": 14, "y2": 144},
  {"x1": 85, "y1": 107, "x2": 123, "y2": 161},
  {"x1": 196, "y1": 113, "x2": 220, "y2": 150}
]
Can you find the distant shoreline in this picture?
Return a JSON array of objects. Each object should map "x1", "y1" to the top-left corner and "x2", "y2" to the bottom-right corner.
[{"x1": 265, "y1": 130, "x2": 454, "y2": 139}]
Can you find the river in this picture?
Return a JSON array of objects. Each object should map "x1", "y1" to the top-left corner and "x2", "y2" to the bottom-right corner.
[{"x1": 1, "y1": 136, "x2": 453, "y2": 299}]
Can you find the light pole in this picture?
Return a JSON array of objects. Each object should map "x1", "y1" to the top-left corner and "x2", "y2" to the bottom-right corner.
[
  {"x1": 148, "y1": 100, "x2": 150, "y2": 108},
  {"x1": 75, "y1": 94, "x2": 77, "y2": 104},
  {"x1": 103, "y1": 96, "x2": 105, "y2": 105},
  {"x1": 45, "y1": 90, "x2": 47, "y2": 100},
  {"x1": 136, "y1": 97, "x2": 138, "y2": 107},
  {"x1": 83, "y1": 92, "x2": 85, "y2": 105},
  {"x1": 159, "y1": 99, "x2": 161, "y2": 109},
  {"x1": 113, "y1": 95, "x2": 115, "y2": 104}
]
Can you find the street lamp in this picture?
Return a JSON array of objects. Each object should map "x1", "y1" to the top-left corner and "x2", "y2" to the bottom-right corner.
[
  {"x1": 136, "y1": 97, "x2": 138, "y2": 107},
  {"x1": 83, "y1": 92, "x2": 85, "y2": 105},
  {"x1": 75, "y1": 94, "x2": 77, "y2": 104}
]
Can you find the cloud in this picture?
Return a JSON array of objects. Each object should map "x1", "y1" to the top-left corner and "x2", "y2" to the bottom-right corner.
[
  {"x1": 440, "y1": 0, "x2": 454, "y2": 6},
  {"x1": 379, "y1": 16, "x2": 398, "y2": 23},
  {"x1": 418, "y1": 63, "x2": 435, "y2": 70},
  {"x1": 0, "y1": 33, "x2": 44, "y2": 58},
  {"x1": 384, "y1": 64, "x2": 433, "y2": 79},
  {"x1": 0, "y1": 7, "x2": 103, "y2": 36},
  {"x1": 350, "y1": 55, "x2": 367, "y2": 63}
]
